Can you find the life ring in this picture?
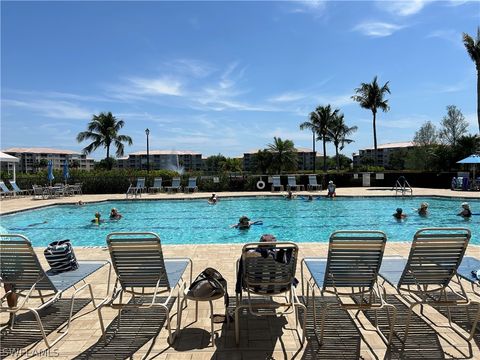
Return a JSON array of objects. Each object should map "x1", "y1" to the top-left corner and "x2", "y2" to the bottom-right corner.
[{"x1": 256, "y1": 180, "x2": 266, "y2": 190}]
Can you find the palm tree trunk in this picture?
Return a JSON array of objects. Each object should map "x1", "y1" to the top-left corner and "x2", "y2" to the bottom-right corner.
[
  {"x1": 372, "y1": 111, "x2": 378, "y2": 166},
  {"x1": 335, "y1": 144, "x2": 340, "y2": 170},
  {"x1": 322, "y1": 138, "x2": 327, "y2": 172},
  {"x1": 477, "y1": 68, "x2": 480, "y2": 134},
  {"x1": 312, "y1": 130, "x2": 316, "y2": 172}
]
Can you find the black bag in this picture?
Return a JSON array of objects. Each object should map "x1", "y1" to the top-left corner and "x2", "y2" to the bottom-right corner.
[
  {"x1": 44, "y1": 239, "x2": 78, "y2": 273},
  {"x1": 187, "y1": 267, "x2": 229, "y2": 307}
]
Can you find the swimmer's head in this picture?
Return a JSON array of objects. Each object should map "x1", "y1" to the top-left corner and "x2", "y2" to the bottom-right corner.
[
  {"x1": 95, "y1": 212, "x2": 101, "y2": 219},
  {"x1": 461, "y1": 202, "x2": 470, "y2": 209},
  {"x1": 239, "y1": 215, "x2": 250, "y2": 224},
  {"x1": 396, "y1": 208, "x2": 403, "y2": 214},
  {"x1": 420, "y1": 202, "x2": 428, "y2": 209}
]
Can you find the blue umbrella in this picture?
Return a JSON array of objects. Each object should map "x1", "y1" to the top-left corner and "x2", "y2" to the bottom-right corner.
[
  {"x1": 63, "y1": 161, "x2": 69, "y2": 184},
  {"x1": 457, "y1": 154, "x2": 480, "y2": 186},
  {"x1": 457, "y1": 154, "x2": 480, "y2": 164},
  {"x1": 47, "y1": 160, "x2": 54, "y2": 185}
]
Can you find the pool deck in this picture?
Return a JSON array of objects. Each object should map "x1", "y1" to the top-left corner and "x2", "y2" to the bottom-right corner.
[{"x1": 1, "y1": 188, "x2": 479, "y2": 359}]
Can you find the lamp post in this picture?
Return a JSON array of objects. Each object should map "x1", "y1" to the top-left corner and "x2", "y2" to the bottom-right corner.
[{"x1": 145, "y1": 128, "x2": 150, "y2": 172}]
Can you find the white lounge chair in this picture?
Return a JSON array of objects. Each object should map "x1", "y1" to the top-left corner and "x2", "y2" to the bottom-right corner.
[
  {"x1": 148, "y1": 177, "x2": 163, "y2": 193},
  {"x1": 379, "y1": 228, "x2": 479, "y2": 342},
  {"x1": 271, "y1": 176, "x2": 284, "y2": 192},
  {"x1": 301, "y1": 230, "x2": 396, "y2": 346},
  {"x1": 307, "y1": 175, "x2": 322, "y2": 191},
  {"x1": 165, "y1": 177, "x2": 182, "y2": 193},
  {"x1": 184, "y1": 177, "x2": 198, "y2": 193},
  {"x1": 287, "y1": 176, "x2": 304, "y2": 191},
  {"x1": 0, "y1": 234, "x2": 110, "y2": 348},
  {"x1": 0, "y1": 181, "x2": 14, "y2": 199},
  {"x1": 98, "y1": 232, "x2": 192, "y2": 344},
  {"x1": 126, "y1": 177, "x2": 146, "y2": 198}
]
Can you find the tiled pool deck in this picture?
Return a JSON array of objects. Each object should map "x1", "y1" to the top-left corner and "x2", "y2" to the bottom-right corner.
[{"x1": 0, "y1": 188, "x2": 479, "y2": 359}]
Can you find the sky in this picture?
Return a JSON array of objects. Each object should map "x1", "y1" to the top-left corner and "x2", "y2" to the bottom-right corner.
[{"x1": 1, "y1": 0, "x2": 479, "y2": 160}]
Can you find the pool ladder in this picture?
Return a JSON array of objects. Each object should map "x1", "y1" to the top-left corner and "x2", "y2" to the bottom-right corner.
[{"x1": 393, "y1": 177, "x2": 413, "y2": 196}]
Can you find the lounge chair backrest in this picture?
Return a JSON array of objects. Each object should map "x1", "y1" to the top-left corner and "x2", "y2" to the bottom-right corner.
[
  {"x1": 106, "y1": 232, "x2": 171, "y2": 289},
  {"x1": 10, "y1": 181, "x2": 21, "y2": 192},
  {"x1": 32, "y1": 185, "x2": 44, "y2": 194},
  {"x1": 272, "y1": 176, "x2": 281, "y2": 186},
  {"x1": 171, "y1": 178, "x2": 181, "y2": 187},
  {"x1": 399, "y1": 228, "x2": 471, "y2": 287},
  {"x1": 288, "y1": 176, "x2": 296, "y2": 186},
  {"x1": 242, "y1": 242, "x2": 298, "y2": 296},
  {"x1": 308, "y1": 175, "x2": 318, "y2": 186},
  {"x1": 188, "y1": 178, "x2": 196, "y2": 187},
  {"x1": 136, "y1": 177, "x2": 145, "y2": 188},
  {"x1": 0, "y1": 234, "x2": 55, "y2": 291},
  {"x1": 152, "y1": 177, "x2": 162, "y2": 187},
  {"x1": 0, "y1": 181, "x2": 11, "y2": 193},
  {"x1": 323, "y1": 230, "x2": 387, "y2": 289}
]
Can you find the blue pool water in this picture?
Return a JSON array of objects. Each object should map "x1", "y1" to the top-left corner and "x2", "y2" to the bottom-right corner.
[{"x1": 0, "y1": 197, "x2": 479, "y2": 247}]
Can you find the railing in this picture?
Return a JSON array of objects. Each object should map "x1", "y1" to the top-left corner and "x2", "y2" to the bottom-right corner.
[{"x1": 393, "y1": 177, "x2": 413, "y2": 196}]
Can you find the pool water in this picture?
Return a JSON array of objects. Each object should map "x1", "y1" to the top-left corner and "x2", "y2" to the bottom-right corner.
[{"x1": 0, "y1": 197, "x2": 478, "y2": 247}]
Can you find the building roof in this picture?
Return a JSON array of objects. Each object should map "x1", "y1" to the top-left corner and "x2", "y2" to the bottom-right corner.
[
  {"x1": 128, "y1": 150, "x2": 201, "y2": 156},
  {"x1": 361, "y1": 141, "x2": 414, "y2": 151},
  {"x1": 2, "y1": 147, "x2": 82, "y2": 155},
  {"x1": 244, "y1": 147, "x2": 317, "y2": 155}
]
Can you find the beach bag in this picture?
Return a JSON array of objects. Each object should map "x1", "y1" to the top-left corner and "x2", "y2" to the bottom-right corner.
[
  {"x1": 187, "y1": 267, "x2": 229, "y2": 307},
  {"x1": 44, "y1": 239, "x2": 78, "y2": 273}
]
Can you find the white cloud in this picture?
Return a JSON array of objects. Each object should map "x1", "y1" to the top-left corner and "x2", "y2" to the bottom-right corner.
[
  {"x1": 269, "y1": 91, "x2": 308, "y2": 103},
  {"x1": 289, "y1": 0, "x2": 327, "y2": 15},
  {"x1": 354, "y1": 22, "x2": 405, "y2": 37},
  {"x1": 165, "y1": 59, "x2": 215, "y2": 78},
  {"x1": 426, "y1": 29, "x2": 462, "y2": 47},
  {"x1": 127, "y1": 76, "x2": 182, "y2": 96},
  {"x1": 376, "y1": 0, "x2": 433, "y2": 16},
  {"x1": 2, "y1": 99, "x2": 92, "y2": 120}
]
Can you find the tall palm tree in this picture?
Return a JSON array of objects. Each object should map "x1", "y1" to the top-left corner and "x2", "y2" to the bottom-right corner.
[
  {"x1": 352, "y1": 76, "x2": 390, "y2": 165},
  {"x1": 326, "y1": 113, "x2": 358, "y2": 170},
  {"x1": 77, "y1": 112, "x2": 133, "y2": 167},
  {"x1": 315, "y1": 105, "x2": 339, "y2": 171},
  {"x1": 299, "y1": 111, "x2": 320, "y2": 172},
  {"x1": 267, "y1": 137, "x2": 297, "y2": 174},
  {"x1": 463, "y1": 27, "x2": 480, "y2": 133}
]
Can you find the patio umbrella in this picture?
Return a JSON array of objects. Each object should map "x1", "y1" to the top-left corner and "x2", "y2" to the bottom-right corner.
[
  {"x1": 457, "y1": 154, "x2": 480, "y2": 185},
  {"x1": 47, "y1": 160, "x2": 54, "y2": 185},
  {"x1": 63, "y1": 161, "x2": 69, "y2": 184}
]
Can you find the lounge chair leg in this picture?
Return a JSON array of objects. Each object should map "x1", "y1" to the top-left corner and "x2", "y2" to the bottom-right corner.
[
  {"x1": 209, "y1": 300, "x2": 215, "y2": 346},
  {"x1": 195, "y1": 300, "x2": 199, "y2": 322},
  {"x1": 97, "y1": 305, "x2": 108, "y2": 344},
  {"x1": 31, "y1": 308, "x2": 50, "y2": 348},
  {"x1": 467, "y1": 301, "x2": 480, "y2": 341},
  {"x1": 403, "y1": 302, "x2": 420, "y2": 345}
]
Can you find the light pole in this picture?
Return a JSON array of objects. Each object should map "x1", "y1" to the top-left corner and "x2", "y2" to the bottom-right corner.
[{"x1": 145, "y1": 128, "x2": 150, "y2": 172}]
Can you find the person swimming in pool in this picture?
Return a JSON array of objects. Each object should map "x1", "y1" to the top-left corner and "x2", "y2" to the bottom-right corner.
[
  {"x1": 208, "y1": 193, "x2": 218, "y2": 205},
  {"x1": 285, "y1": 190, "x2": 296, "y2": 200},
  {"x1": 231, "y1": 215, "x2": 262, "y2": 230},
  {"x1": 91, "y1": 212, "x2": 105, "y2": 224},
  {"x1": 417, "y1": 202, "x2": 429, "y2": 216},
  {"x1": 327, "y1": 181, "x2": 336, "y2": 198},
  {"x1": 109, "y1": 208, "x2": 122, "y2": 220},
  {"x1": 393, "y1": 208, "x2": 407, "y2": 220},
  {"x1": 458, "y1": 202, "x2": 472, "y2": 218}
]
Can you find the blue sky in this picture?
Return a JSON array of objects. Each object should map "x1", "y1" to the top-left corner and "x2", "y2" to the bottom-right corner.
[{"x1": 1, "y1": 0, "x2": 479, "y2": 160}]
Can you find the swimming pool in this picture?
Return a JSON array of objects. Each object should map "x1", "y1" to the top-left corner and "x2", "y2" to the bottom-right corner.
[{"x1": 0, "y1": 197, "x2": 478, "y2": 247}]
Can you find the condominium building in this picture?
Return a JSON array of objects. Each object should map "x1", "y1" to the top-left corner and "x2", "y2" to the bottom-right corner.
[
  {"x1": 242, "y1": 147, "x2": 317, "y2": 172},
  {"x1": 352, "y1": 142, "x2": 415, "y2": 168},
  {"x1": 117, "y1": 150, "x2": 203, "y2": 172},
  {"x1": 1, "y1": 147, "x2": 94, "y2": 172}
]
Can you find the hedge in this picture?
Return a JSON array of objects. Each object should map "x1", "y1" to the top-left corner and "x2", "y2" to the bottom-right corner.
[{"x1": 4, "y1": 170, "x2": 459, "y2": 194}]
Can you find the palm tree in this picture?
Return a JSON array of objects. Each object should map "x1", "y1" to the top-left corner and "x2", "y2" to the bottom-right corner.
[
  {"x1": 352, "y1": 76, "x2": 390, "y2": 165},
  {"x1": 267, "y1": 137, "x2": 297, "y2": 174},
  {"x1": 463, "y1": 27, "x2": 480, "y2": 133},
  {"x1": 326, "y1": 113, "x2": 358, "y2": 170},
  {"x1": 299, "y1": 111, "x2": 320, "y2": 172},
  {"x1": 315, "y1": 105, "x2": 339, "y2": 171},
  {"x1": 77, "y1": 112, "x2": 133, "y2": 169}
]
